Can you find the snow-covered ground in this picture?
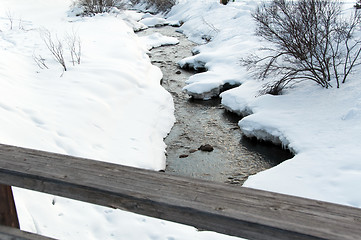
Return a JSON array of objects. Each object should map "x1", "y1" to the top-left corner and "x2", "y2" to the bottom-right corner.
[
  {"x1": 0, "y1": 0, "x2": 238, "y2": 239},
  {"x1": 166, "y1": 0, "x2": 361, "y2": 208},
  {"x1": 1, "y1": 0, "x2": 361, "y2": 239}
]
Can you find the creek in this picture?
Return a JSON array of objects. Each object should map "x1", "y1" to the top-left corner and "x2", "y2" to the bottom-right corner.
[{"x1": 137, "y1": 26, "x2": 293, "y2": 185}]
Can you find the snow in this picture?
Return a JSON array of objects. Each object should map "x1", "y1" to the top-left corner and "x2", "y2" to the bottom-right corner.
[
  {"x1": 0, "y1": 1, "x2": 174, "y2": 171},
  {"x1": 2, "y1": 0, "x2": 361, "y2": 239},
  {"x1": 168, "y1": 0, "x2": 259, "y2": 99},
  {"x1": 0, "y1": 0, "x2": 238, "y2": 239},
  {"x1": 139, "y1": 32, "x2": 179, "y2": 50},
  {"x1": 166, "y1": 0, "x2": 361, "y2": 209},
  {"x1": 139, "y1": 13, "x2": 168, "y2": 27},
  {"x1": 120, "y1": 10, "x2": 148, "y2": 31},
  {"x1": 237, "y1": 81, "x2": 361, "y2": 206}
]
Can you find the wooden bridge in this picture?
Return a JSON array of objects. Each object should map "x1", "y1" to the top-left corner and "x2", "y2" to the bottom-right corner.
[{"x1": 0, "y1": 143, "x2": 360, "y2": 240}]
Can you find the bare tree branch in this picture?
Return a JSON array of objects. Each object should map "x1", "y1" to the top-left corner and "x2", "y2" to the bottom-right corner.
[
  {"x1": 33, "y1": 54, "x2": 49, "y2": 70},
  {"x1": 75, "y1": 0, "x2": 126, "y2": 15},
  {"x1": 6, "y1": 10, "x2": 14, "y2": 30},
  {"x1": 66, "y1": 30, "x2": 82, "y2": 66},
  {"x1": 40, "y1": 29, "x2": 67, "y2": 71},
  {"x1": 244, "y1": 0, "x2": 361, "y2": 94}
]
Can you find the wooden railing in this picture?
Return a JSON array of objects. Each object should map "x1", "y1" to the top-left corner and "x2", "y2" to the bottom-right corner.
[{"x1": 0, "y1": 143, "x2": 360, "y2": 240}]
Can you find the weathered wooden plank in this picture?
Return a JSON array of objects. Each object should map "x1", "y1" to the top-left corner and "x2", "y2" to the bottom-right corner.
[
  {"x1": 0, "y1": 225, "x2": 55, "y2": 240},
  {"x1": 0, "y1": 184, "x2": 19, "y2": 228},
  {"x1": 0, "y1": 143, "x2": 360, "y2": 240}
]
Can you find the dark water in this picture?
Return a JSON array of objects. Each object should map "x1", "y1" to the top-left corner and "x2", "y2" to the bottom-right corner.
[{"x1": 137, "y1": 26, "x2": 293, "y2": 185}]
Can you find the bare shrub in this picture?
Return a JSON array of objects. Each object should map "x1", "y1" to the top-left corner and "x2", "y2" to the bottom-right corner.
[
  {"x1": 18, "y1": 18, "x2": 24, "y2": 30},
  {"x1": 66, "y1": 30, "x2": 82, "y2": 66},
  {"x1": 75, "y1": 0, "x2": 125, "y2": 15},
  {"x1": 201, "y1": 17, "x2": 220, "y2": 42},
  {"x1": 38, "y1": 29, "x2": 82, "y2": 72},
  {"x1": 244, "y1": 0, "x2": 361, "y2": 95},
  {"x1": 6, "y1": 10, "x2": 14, "y2": 30},
  {"x1": 130, "y1": 0, "x2": 176, "y2": 13},
  {"x1": 40, "y1": 30, "x2": 67, "y2": 71}
]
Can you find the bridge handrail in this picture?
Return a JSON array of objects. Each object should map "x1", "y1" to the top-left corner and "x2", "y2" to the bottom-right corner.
[{"x1": 0, "y1": 143, "x2": 360, "y2": 240}]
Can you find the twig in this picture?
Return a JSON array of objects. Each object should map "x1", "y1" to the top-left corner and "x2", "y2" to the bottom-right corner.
[{"x1": 33, "y1": 54, "x2": 49, "y2": 69}]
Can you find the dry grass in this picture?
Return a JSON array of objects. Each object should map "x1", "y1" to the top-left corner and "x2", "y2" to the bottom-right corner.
[
  {"x1": 130, "y1": 0, "x2": 176, "y2": 13},
  {"x1": 74, "y1": 0, "x2": 126, "y2": 15}
]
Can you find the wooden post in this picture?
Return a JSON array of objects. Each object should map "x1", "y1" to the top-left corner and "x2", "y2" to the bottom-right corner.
[{"x1": 0, "y1": 184, "x2": 19, "y2": 228}]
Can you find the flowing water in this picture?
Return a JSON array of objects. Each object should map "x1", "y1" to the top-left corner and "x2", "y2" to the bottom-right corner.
[{"x1": 137, "y1": 26, "x2": 293, "y2": 185}]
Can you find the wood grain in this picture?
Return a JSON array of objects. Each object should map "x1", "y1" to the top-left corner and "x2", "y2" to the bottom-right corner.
[
  {"x1": 0, "y1": 143, "x2": 360, "y2": 240},
  {"x1": 0, "y1": 184, "x2": 19, "y2": 228},
  {"x1": 0, "y1": 225, "x2": 55, "y2": 240}
]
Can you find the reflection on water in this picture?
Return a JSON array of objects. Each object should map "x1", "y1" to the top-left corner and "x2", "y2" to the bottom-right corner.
[{"x1": 240, "y1": 137, "x2": 294, "y2": 166}]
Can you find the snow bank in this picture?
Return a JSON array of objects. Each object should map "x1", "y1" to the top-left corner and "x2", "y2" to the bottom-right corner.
[
  {"x1": 139, "y1": 32, "x2": 179, "y2": 50},
  {"x1": 0, "y1": 1, "x2": 173, "y2": 171},
  {"x1": 168, "y1": 0, "x2": 260, "y2": 99},
  {"x1": 140, "y1": 14, "x2": 168, "y2": 27},
  {"x1": 239, "y1": 80, "x2": 361, "y2": 207},
  {"x1": 0, "y1": 1, "x2": 239, "y2": 239},
  {"x1": 120, "y1": 10, "x2": 149, "y2": 31},
  {"x1": 167, "y1": 0, "x2": 361, "y2": 209}
]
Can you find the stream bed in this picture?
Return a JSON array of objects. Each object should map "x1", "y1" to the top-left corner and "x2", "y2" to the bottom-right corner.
[{"x1": 137, "y1": 26, "x2": 293, "y2": 185}]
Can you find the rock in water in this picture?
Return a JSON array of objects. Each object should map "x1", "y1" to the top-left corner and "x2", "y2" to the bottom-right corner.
[{"x1": 199, "y1": 144, "x2": 214, "y2": 152}]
